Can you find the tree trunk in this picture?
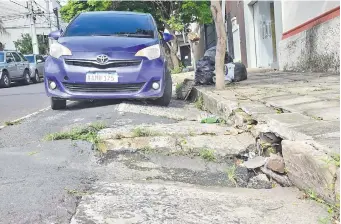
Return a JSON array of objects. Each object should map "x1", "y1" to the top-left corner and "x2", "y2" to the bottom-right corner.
[
  {"x1": 169, "y1": 37, "x2": 180, "y2": 69},
  {"x1": 211, "y1": 0, "x2": 227, "y2": 90}
]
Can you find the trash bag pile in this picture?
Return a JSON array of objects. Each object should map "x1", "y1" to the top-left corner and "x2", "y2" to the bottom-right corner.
[{"x1": 195, "y1": 46, "x2": 247, "y2": 85}]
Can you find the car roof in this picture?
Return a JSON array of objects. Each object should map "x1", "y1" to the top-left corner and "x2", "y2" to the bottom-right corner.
[{"x1": 80, "y1": 11, "x2": 150, "y2": 17}]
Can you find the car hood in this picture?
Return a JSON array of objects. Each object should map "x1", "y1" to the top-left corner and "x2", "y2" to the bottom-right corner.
[{"x1": 58, "y1": 36, "x2": 159, "y2": 53}]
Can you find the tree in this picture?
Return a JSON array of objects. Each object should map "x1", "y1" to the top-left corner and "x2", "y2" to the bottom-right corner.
[
  {"x1": 60, "y1": 0, "x2": 212, "y2": 69},
  {"x1": 14, "y1": 34, "x2": 49, "y2": 55},
  {"x1": 210, "y1": 0, "x2": 226, "y2": 90}
]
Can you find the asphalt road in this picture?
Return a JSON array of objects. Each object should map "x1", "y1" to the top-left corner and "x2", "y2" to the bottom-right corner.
[{"x1": 0, "y1": 82, "x2": 49, "y2": 125}]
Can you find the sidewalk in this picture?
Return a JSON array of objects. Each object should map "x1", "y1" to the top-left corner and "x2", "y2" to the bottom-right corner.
[{"x1": 185, "y1": 71, "x2": 340, "y2": 204}]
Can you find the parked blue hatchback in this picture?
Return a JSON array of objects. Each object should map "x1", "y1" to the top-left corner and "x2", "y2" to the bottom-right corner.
[{"x1": 45, "y1": 11, "x2": 174, "y2": 110}]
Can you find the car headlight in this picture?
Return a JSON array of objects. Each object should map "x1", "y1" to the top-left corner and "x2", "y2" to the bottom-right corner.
[
  {"x1": 135, "y1": 44, "x2": 160, "y2": 60},
  {"x1": 49, "y1": 42, "x2": 72, "y2": 59}
]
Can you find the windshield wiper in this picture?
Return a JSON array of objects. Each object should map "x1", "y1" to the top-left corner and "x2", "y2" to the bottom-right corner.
[{"x1": 91, "y1": 33, "x2": 152, "y2": 38}]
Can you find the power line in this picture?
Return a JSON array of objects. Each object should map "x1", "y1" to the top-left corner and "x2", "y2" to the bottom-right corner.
[
  {"x1": 34, "y1": 0, "x2": 47, "y2": 12},
  {"x1": 9, "y1": 0, "x2": 28, "y2": 9}
]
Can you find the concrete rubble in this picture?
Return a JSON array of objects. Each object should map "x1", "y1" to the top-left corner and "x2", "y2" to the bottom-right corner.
[{"x1": 190, "y1": 71, "x2": 340, "y2": 204}]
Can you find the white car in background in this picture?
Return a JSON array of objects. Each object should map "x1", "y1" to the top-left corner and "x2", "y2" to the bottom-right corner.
[{"x1": 24, "y1": 54, "x2": 45, "y2": 83}]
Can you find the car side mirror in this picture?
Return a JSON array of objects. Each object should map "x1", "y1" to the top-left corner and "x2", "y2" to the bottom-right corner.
[
  {"x1": 37, "y1": 59, "x2": 43, "y2": 63},
  {"x1": 6, "y1": 58, "x2": 12, "y2": 63},
  {"x1": 49, "y1": 30, "x2": 62, "y2": 40},
  {"x1": 163, "y1": 33, "x2": 174, "y2": 42}
]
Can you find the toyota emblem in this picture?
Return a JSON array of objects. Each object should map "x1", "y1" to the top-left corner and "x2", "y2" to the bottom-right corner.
[{"x1": 96, "y1": 54, "x2": 109, "y2": 64}]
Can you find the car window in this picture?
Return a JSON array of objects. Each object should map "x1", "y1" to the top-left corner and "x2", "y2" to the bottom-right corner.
[
  {"x1": 37, "y1": 55, "x2": 45, "y2": 62},
  {"x1": 12, "y1": 52, "x2": 22, "y2": 62},
  {"x1": 6, "y1": 52, "x2": 15, "y2": 63},
  {"x1": 25, "y1": 55, "x2": 35, "y2": 63},
  {"x1": 18, "y1": 53, "x2": 28, "y2": 62},
  {"x1": 0, "y1": 52, "x2": 4, "y2": 62},
  {"x1": 63, "y1": 13, "x2": 154, "y2": 38}
]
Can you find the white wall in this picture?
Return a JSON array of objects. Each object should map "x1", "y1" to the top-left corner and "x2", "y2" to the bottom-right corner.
[
  {"x1": 0, "y1": 0, "x2": 63, "y2": 51},
  {"x1": 282, "y1": 0, "x2": 340, "y2": 32}
]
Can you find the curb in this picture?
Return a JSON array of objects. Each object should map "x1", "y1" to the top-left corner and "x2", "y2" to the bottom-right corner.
[
  {"x1": 0, "y1": 106, "x2": 50, "y2": 130},
  {"x1": 193, "y1": 86, "x2": 339, "y2": 204}
]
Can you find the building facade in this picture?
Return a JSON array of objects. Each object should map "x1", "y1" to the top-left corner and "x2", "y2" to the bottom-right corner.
[
  {"x1": 224, "y1": 0, "x2": 340, "y2": 73},
  {"x1": 0, "y1": 0, "x2": 65, "y2": 52}
]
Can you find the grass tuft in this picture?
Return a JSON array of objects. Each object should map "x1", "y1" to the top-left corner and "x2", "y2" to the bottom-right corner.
[
  {"x1": 199, "y1": 148, "x2": 215, "y2": 161},
  {"x1": 44, "y1": 122, "x2": 108, "y2": 150},
  {"x1": 5, "y1": 120, "x2": 21, "y2": 126},
  {"x1": 132, "y1": 127, "x2": 160, "y2": 137},
  {"x1": 226, "y1": 165, "x2": 237, "y2": 187},
  {"x1": 195, "y1": 95, "x2": 204, "y2": 110}
]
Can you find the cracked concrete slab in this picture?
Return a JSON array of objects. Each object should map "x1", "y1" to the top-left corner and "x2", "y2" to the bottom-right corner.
[{"x1": 70, "y1": 181, "x2": 327, "y2": 224}]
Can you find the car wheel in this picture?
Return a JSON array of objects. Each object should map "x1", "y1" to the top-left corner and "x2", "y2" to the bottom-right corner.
[
  {"x1": 151, "y1": 69, "x2": 172, "y2": 107},
  {"x1": 0, "y1": 71, "x2": 11, "y2": 88},
  {"x1": 51, "y1": 98, "x2": 66, "y2": 110},
  {"x1": 32, "y1": 70, "x2": 40, "y2": 83},
  {"x1": 22, "y1": 70, "x2": 31, "y2": 85}
]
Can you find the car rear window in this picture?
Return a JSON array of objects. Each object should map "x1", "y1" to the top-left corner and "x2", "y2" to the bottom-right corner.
[
  {"x1": 63, "y1": 13, "x2": 155, "y2": 38},
  {"x1": 0, "y1": 52, "x2": 4, "y2": 62}
]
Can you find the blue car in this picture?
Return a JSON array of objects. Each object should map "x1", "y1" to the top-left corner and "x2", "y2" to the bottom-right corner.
[{"x1": 45, "y1": 11, "x2": 174, "y2": 110}]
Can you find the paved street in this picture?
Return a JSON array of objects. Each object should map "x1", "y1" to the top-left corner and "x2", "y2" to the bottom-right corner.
[
  {"x1": 0, "y1": 83, "x2": 49, "y2": 125},
  {"x1": 0, "y1": 90, "x2": 328, "y2": 223}
]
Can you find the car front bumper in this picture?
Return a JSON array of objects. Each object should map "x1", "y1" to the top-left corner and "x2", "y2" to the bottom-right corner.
[{"x1": 44, "y1": 54, "x2": 166, "y2": 100}]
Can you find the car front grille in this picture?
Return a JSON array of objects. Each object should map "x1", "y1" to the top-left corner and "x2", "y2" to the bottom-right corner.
[
  {"x1": 63, "y1": 82, "x2": 145, "y2": 93},
  {"x1": 64, "y1": 59, "x2": 141, "y2": 69}
]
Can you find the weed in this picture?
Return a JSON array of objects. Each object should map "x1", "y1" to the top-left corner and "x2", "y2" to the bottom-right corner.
[
  {"x1": 305, "y1": 189, "x2": 340, "y2": 223},
  {"x1": 176, "y1": 83, "x2": 183, "y2": 92},
  {"x1": 44, "y1": 122, "x2": 107, "y2": 150},
  {"x1": 234, "y1": 108, "x2": 244, "y2": 113},
  {"x1": 275, "y1": 108, "x2": 284, "y2": 114},
  {"x1": 65, "y1": 188, "x2": 91, "y2": 197},
  {"x1": 140, "y1": 146, "x2": 154, "y2": 153},
  {"x1": 195, "y1": 95, "x2": 204, "y2": 110},
  {"x1": 5, "y1": 120, "x2": 21, "y2": 126},
  {"x1": 132, "y1": 127, "x2": 160, "y2": 137},
  {"x1": 312, "y1": 116, "x2": 324, "y2": 120},
  {"x1": 28, "y1": 151, "x2": 39, "y2": 156},
  {"x1": 226, "y1": 165, "x2": 237, "y2": 187},
  {"x1": 170, "y1": 66, "x2": 183, "y2": 74},
  {"x1": 199, "y1": 148, "x2": 215, "y2": 161},
  {"x1": 322, "y1": 153, "x2": 340, "y2": 168}
]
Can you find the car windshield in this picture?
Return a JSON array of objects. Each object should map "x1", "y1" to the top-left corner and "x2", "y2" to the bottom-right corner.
[
  {"x1": 63, "y1": 13, "x2": 155, "y2": 38},
  {"x1": 0, "y1": 52, "x2": 4, "y2": 62},
  {"x1": 25, "y1": 55, "x2": 35, "y2": 63}
]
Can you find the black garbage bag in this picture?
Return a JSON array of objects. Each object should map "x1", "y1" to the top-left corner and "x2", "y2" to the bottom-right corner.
[
  {"x1": 195, "y1": 56, "x2": 215, "y2": 85},
  {"x1": 226, "y1": 62, "x2": 247, "y2": 82},
  {"x1": 195, "y1": 71, "x2": 215, "y2": 85},
  {"x1": 204, "y1": 46, "x2": 233, "y2": 64},
  {"x1": 196, "y1": 56, "x2": 215, "y2": 72}
]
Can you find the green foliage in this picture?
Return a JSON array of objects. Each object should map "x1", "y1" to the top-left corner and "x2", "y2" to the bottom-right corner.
[
  {"x1": 60, "y1": 0, "x2": 112, "y2": 22},
  {"x1": 13, "y1": 34, "x2": 49, "y2": 55},
  {"x1": 226, "y1": 165, "x2": 237, "y2": 186},
  {"x1": 132, "y1": 127, "x2": 160, "y2": 137},
  {"x1": 60, "y1": 0, "x2": 212, "y2": 30},
  {"x1": 170, "y1": 66, "x2": 183, "y2": 74},
  {"x1": 199, "y1": 148, "x2": 215, "y2": 161},
  {"x1": 44, "y1": 122, "x2": 107, "y2": 146}
]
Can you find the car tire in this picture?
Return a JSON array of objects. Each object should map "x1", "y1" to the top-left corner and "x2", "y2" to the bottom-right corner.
[
  {"x1": 0, "y1": 71, "x2": 11, "y2": 88},
  {"x1": 51, "y1": 98, "x2": 67, "y2": 110},
  {"x1": 32, "y1": 70, "x2": 40, "y2": 83},
  {"x1": 151, "y1": 69, "x2": 172, "y2": 107},
  {"x1": 22, "y1": 70, "x2": 31, "y2": 85}
]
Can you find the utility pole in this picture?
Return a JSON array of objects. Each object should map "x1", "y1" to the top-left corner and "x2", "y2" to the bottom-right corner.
[
  {"x1": 28, "y1": 0, "x2": 39, "y2": 54},
  {"x1": 45, "y1": 0, "x2": 52, "y2": 47}
]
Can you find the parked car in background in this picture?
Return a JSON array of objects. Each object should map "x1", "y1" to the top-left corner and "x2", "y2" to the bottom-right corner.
[
  {"x1": 24, "y1": 54, "x2": 45, "y2": 83},
  {"x1": 0, "y1": 51, "x2": 31, "y2": 87}
]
